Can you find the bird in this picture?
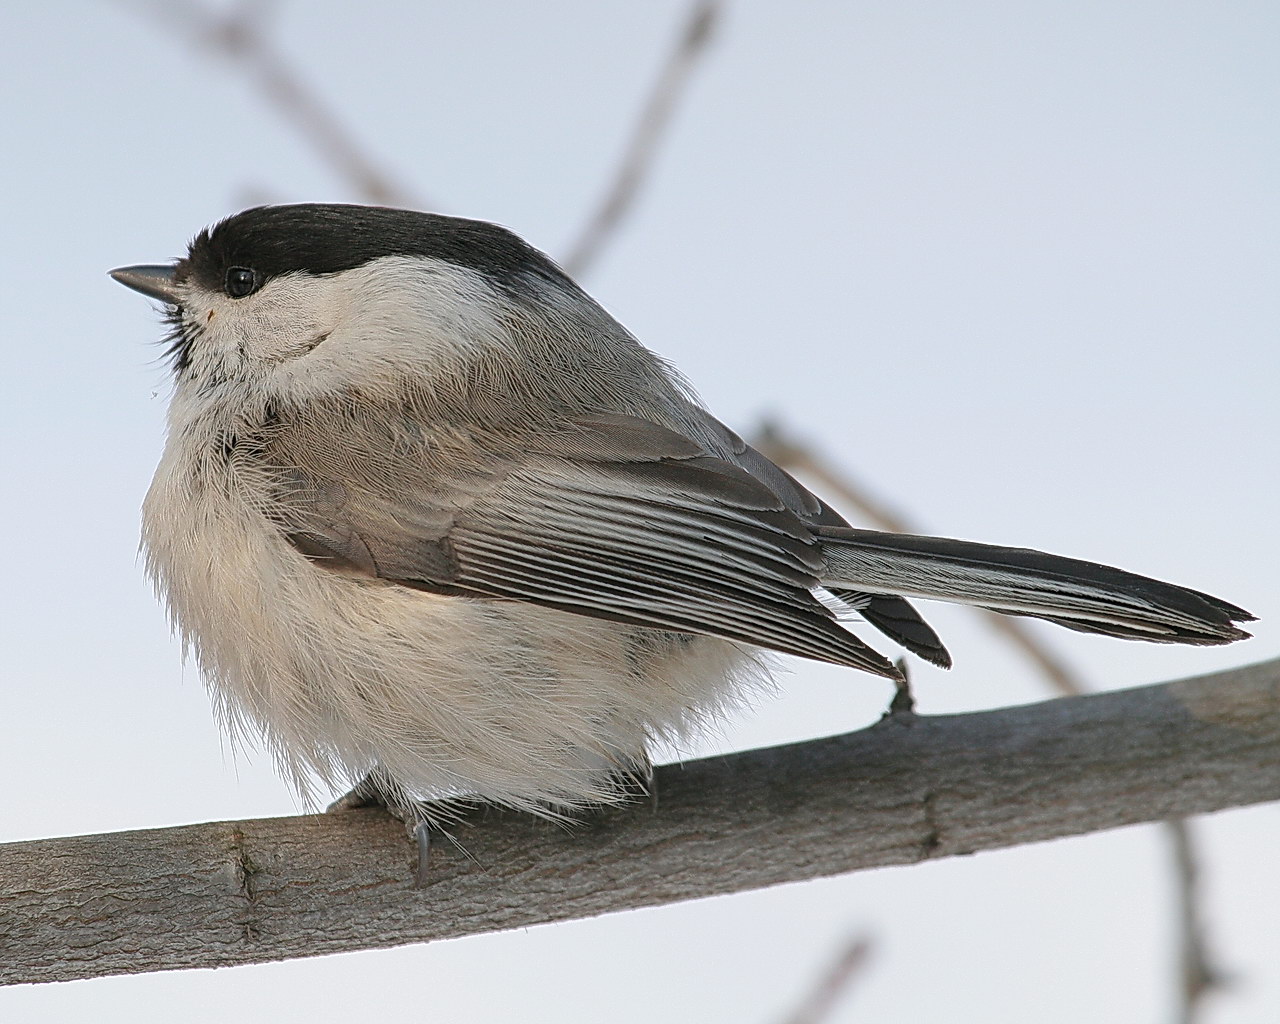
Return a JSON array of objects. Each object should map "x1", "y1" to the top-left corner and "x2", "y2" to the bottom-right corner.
[{"x1": 111, "y1": 203, "x2": 1253, "y2": 858}]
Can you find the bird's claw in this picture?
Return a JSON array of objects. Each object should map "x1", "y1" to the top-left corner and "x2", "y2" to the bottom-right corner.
[{"x1": 327, "y1": 772, "x2": 436, "y2": 886}]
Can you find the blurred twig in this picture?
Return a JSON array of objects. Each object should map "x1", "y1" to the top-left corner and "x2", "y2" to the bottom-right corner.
[
  {"x1": 779, "y1": 935, "x2": 873, "y2": 1024},
  {"x1": 752, "y1": 417, "x2": 1228, "y2": 1024},
  {"x1": 119, "y1": 0, "x2": 718, "y2": 279},
  {"x1": 561, "y1": 0, "x2": 722, "y2": 277},
  {"x1": 119, "y1": 0, "x2": 421, "y2": 207},
  {"x1": 1171, "y1": 818, "x2": 1228, "y2": 1024}
]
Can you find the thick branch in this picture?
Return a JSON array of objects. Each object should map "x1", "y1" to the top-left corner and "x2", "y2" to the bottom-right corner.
[{"x1": 3, "y1": 658, "x2": 1277, "y2": 985}]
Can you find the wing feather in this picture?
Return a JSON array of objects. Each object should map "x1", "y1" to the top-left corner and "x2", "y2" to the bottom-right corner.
[{"x1": 271, "y1": 411, "x2": 902, "y2": 678}]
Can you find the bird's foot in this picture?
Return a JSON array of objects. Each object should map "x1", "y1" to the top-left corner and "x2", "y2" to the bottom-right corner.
[{"x1": 327, "y1": 771, "x2": 438, "y2": 887}]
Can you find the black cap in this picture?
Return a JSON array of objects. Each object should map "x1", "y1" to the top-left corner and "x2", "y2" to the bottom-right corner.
[{"x1": 178, "y1": 204, "x2": 572, "y2": 298}]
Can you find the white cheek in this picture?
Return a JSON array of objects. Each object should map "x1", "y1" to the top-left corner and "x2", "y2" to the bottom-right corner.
[
  {"x1": 272, "y1": 257, "x2": 513, "y2": 398},
  {"x1": 173, "y1": 257, "x2": 515, "y2": 406},
  {"x1": 174, "y1": 273, "x2": 341, "y2": 383},
  {"x1": 222, "y1": 277, "x2": 340, "y2": 363}
]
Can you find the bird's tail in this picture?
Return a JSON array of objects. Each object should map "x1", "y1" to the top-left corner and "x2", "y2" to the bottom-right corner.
[{"x1": 816, "y1": 527, "x2": 1254, "y2": 646}]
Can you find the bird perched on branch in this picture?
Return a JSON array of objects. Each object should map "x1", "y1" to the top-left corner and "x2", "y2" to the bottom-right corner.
[{"x1": 112, "y1": 204, "x2": 1253, "y2": 867}]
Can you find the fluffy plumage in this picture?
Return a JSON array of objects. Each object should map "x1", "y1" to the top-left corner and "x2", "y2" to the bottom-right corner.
[{"x1": 119, "y1": 204, "x2": 1253, "y2": 821}]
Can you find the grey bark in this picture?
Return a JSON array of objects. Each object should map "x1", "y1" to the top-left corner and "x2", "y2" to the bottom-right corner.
[{"x1": 3, "y1": 657, "x2": 1277, "y2": 986}]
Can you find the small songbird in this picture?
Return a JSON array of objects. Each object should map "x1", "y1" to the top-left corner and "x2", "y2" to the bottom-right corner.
[{"x1": 112, "y1": 203, "x2": 1253, "y2": 846}]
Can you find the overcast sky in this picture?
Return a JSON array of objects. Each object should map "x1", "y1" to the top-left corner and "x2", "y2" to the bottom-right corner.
[{"x1": 2, "y1": 2, "x2": 1277, "y2": 1022}]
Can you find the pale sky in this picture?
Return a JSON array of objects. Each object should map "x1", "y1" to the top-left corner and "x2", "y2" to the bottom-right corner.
[{"x1": 2, "y1": 2, "x2": 1277, "y2": 1022}]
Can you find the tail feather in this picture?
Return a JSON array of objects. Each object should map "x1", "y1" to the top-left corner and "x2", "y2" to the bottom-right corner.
[
  {"x1": 826, "y1": 589, "x2": 953, "y2": 668},
  {"x1": 816, "y1": 527, "x2": 1253, "y2": 647}
]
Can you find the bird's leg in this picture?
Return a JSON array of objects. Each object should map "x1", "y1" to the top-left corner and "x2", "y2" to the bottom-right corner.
[
  {"x1": 328, "y1": 758, "x2": 657, "y2": 886},
  {"x1": 326, "y1": 770, "x2": 437, "y2": 887},
  {"x1": 326, "y1": 771, "x2": 389, "y2": 812}
]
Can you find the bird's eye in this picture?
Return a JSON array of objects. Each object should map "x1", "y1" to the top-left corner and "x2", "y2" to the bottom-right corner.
[{"x1": 225, "y1": 266, "x2": 259, "y2": 298}]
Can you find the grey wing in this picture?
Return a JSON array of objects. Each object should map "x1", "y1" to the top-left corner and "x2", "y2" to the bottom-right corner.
[
  {"x1": 278, "y1": 412, "x2": 902, "y2": 679},
  {"x1": 682, "y1": 408, "x2": 951, "y2": 668}
]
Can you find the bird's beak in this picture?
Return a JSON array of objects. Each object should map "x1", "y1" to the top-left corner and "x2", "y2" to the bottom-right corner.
[{"x1": 109, "y1": 264, "x2": 181, "y2": 305}]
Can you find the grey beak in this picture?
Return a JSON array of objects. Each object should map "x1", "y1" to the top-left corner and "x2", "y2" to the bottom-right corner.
[{"x1": 109, "y1": 264, "x2": 181, "y2": 305}]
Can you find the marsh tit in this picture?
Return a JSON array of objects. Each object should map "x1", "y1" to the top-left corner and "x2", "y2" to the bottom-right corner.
[{"x1": 111, "y1": 203, "x2": 1253, "y2": 835}]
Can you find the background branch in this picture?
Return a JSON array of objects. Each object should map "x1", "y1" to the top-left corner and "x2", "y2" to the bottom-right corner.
[
  {"x1": 4, "y1": 658, "x2": 1276, "y2": 987},
  {"x1": 121, "y1": 0, "x2": 716, "y2": 282},
  {"x1": 1171, "y1": 818, "x2": 1228, "y2": 1023},
  {"x1": 122, "y1": 0, "x2": 422, "y2": 207},
  {"x1": 779, "y1": 934, "x2": 873, "y2": 1024},
  {"x1": 561, "y1": 0, "x2": 721, "y2": 277}
]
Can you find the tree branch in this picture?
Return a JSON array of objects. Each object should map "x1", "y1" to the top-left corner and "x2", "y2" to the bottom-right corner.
[
  {"x1": 1170, "y1": 817, "x2": 1229, "y2": 1022},
  {"x1": 120, "y1": 0, "x2": 422, "y2": 207},
  {"x1": 3, "y1": 658, "x2": 1276, "y2": 986},
  {"x1": 561, "y1": 0, "x2": 721, "y2": 277},
  {"x1": 780, "y1": 934, "x2": 874, "y2": 1024}
]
